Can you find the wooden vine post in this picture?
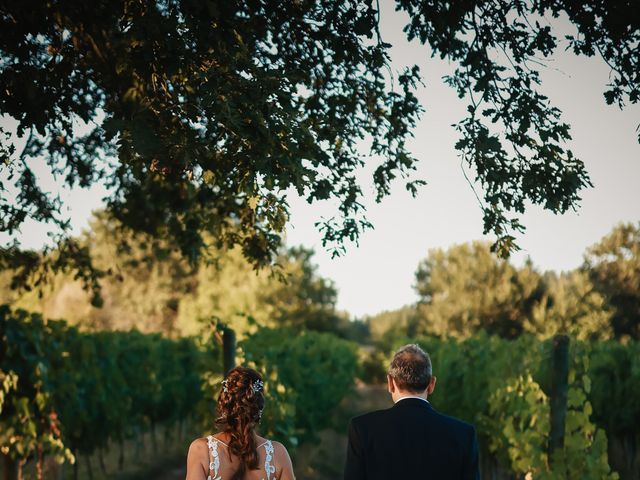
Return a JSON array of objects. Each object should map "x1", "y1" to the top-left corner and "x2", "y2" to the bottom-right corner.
[
  {"x1": 222, "y1": 326, "x2": 237, "y2": 376},
  {"x1": 2, "y1": 456, "x2": 21, "y2": 480},
  {"x1": 210, "y1": 317, "x2": 237, "y2": 377},
  {"x1": 549, "y1": 334, "x2": 570, "y2": 465}
]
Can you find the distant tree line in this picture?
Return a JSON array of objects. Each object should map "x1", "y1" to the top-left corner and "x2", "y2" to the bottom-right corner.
[
  {"x1": 0, "y1": 211, "x2": 358, "y2": 338},
  {"x1": 3, "y1": 215, "x2": 637, "y2": 345},
  {"x1": 368, "y1": 222, "x2": 640, "y2": 344}
]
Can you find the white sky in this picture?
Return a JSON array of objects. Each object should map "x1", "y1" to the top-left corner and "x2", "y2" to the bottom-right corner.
[
  {"x1": 3, "y1": 5, "x2": 639, "y2": 318},
  {"x1": 285, "y1": 5, "x2": 640, "y2": 317}
]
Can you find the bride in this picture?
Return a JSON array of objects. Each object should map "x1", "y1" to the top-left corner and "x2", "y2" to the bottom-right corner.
[{"x1": 186, "y1": 367, "x2": 295, "y2": 480}]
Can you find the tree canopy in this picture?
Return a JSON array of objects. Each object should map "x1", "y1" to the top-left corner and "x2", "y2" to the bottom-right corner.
[
  {"x1": 1, "y1": 0, "x2": 638, "y2": 285},
  {"x1": 413, "y1": 241, "x2": 546, "y2": 338},
  {"x1": 0, "y1": 211, "x2": 346, "y2": 337},
  {"x1": 585, "y1": 222, "x2": 640, "y2": 340}
]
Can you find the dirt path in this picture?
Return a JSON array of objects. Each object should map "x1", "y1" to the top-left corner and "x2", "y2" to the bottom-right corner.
[{"x1": 154, "y1": 464, "x2": 186, "y2": 480}]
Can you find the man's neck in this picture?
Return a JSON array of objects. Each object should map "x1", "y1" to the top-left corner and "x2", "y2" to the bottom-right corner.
[{"x1": 393, "y1": 393, "x2": 429, "y2": 404}]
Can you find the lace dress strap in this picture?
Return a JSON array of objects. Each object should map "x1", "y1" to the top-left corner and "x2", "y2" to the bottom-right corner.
[
  {"x1": 206, "y1": 435, "x2": 221, "y2": 480},
  {"x1": 263, "y1": 440, "x2": 276, "y2": 480}
]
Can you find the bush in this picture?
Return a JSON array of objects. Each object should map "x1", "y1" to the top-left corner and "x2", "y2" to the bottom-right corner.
[{"x1": 242, "y1": 327, "x2": 359, "y2": 446}]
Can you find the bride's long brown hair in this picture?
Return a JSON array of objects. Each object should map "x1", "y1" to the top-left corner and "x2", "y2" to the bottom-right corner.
[{"x1": 215, "y1": 367, "x2": 265, "y2": 480}]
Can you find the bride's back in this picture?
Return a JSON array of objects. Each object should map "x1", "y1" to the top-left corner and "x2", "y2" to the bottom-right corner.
[
  {"x1": 185, "y1": 367, "x2": 295, "y2": 480},
  {"x1": 203, "y1": 434, "x2": 282, "y2": 480}
]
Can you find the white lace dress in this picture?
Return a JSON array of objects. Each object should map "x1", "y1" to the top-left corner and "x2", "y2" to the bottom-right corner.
[{"x1": 206, "y1": 435, "x2": 276, "y2": 480}]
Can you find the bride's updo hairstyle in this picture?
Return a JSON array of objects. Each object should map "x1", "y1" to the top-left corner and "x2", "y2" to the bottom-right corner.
[{"x1": 215, "y1": 367, "x2": 265, "y2": 480}]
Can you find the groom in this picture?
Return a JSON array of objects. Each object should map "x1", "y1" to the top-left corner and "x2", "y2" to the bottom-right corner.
[{"x1": 343, "y1": 344, "x2": 480, "y2": 479}]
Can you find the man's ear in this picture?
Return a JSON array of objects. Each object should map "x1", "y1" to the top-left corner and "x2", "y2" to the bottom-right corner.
[
  {"x1": 427, "y1": 375, "x2": 437, "y2": 395},
  {"x1": 387, "y1": 374, "x2": 395, "y2": 394}
]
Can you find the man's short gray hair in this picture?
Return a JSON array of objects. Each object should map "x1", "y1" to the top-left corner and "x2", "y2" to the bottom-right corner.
[{"x1": 388, "y1": 344, "x2": 432, "y2": 393}]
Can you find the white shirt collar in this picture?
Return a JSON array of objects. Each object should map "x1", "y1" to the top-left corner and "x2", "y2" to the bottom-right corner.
[{"x1": 394, "y1": 395, "x2": 429, "y2": 404}]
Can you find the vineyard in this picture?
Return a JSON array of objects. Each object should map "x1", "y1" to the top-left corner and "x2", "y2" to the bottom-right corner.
[
  {"x1": 0, "y1": 306, "x2": 358, "y2": 480},
  {"x1": 2, "y1": 306, "x2": 640, "y2": 479}
]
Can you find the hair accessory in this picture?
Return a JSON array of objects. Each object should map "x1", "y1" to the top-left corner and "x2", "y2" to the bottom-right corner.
[
  {"x1": 251, "y1": 379, "x2": 264, "y2": 395},
  {"x1": 221, "y1": 379, "x2": 229, "y2": 393}
]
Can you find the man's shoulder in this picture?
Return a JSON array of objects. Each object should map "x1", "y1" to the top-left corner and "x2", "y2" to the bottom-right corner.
[
  {"x1": 350, "y1": 404, "x2": 476, "y2": 437},
  {"x1": 429, "y1": 408, "x2": 476, "y2": 435},
  {"x1": 349, "y1": 408, "x2": 392, "y2": 428}
]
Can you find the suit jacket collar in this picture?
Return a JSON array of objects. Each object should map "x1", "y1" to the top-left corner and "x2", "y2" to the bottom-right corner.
[{"x1": 392, "y1": 397, "x2": 433, "y2": 410}]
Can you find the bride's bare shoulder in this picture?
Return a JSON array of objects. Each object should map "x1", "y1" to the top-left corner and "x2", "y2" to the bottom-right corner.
[
  {"x1": 256, "y1": 438, "x2": 292, "y2": 464},
  {"x1": 258, "y1": 437, "x2": 288, "y2": 453},
  {"x1": 187, "y1": 437, "x2": 209, "y2": 457},
  {"x1": 186, "y1": 437, "x2": 210, "y2": 479},
  {"x1": 271, "y1": 440, "x2": 289, "y2": 453},
  {"x1": 271, "y1": 441, "x2": 295, "y2": 479},
  {"x1": 272, "y1": 441, "x2": 293, "y2": 464}
]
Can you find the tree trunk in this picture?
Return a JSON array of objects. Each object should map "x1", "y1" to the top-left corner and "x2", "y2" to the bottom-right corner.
[
  {"x1": 84, "y1": 454, "x2": 94, "y2": 480},
  {"x1": 98, "y1": 447, "x2": 107, "y2": 476},
  {"x1": 163, "y1": 422, "x2": 171, "y2": 449},
  {"x1": 623, "y1": 433, "x2": 638, "y2": 478},
  {"x1": 73, "y1": 451, "x2": 79, "y2": 480},
  {"x1": 118, "y1": 439, "x2": 125, "y2": 471},
  {"x1": 151, "y1": 421, "x2": 158, "y2": 453}
]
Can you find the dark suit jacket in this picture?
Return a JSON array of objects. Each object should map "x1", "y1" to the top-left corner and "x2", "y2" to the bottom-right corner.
[{"x1": 343, "y1": 398, "x2": 480, "y2": 480}]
